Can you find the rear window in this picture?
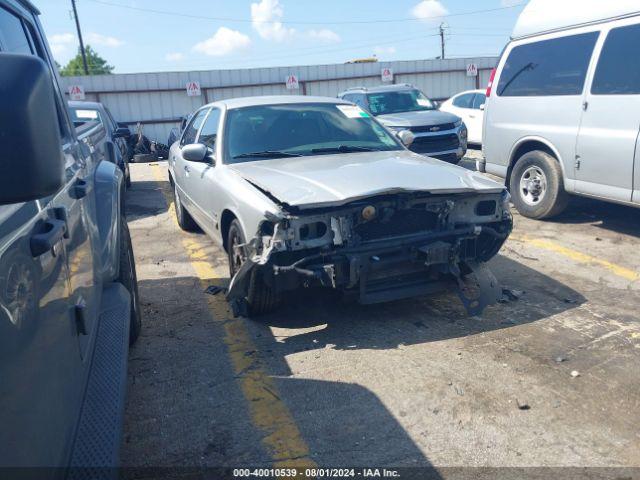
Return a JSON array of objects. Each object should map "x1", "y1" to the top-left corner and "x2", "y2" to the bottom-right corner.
[
  {"x1": 497, "y1": 32, "x2": 598, "y2": 97},
  {"x1": 591, "y1": 24, "x2": 640, "y2": 95},
  {"x1": 70, "y1": 107, "x2": 102, "y2": 129}
]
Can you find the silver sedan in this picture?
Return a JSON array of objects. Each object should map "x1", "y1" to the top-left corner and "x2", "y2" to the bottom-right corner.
[{"x1": 168, "y1": 96, "x2": 512, "y2": 317}]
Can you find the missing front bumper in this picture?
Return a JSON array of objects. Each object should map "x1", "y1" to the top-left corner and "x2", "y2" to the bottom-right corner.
[{"x1": 227, "y1": 224, "x2": 509, "y2": 317}]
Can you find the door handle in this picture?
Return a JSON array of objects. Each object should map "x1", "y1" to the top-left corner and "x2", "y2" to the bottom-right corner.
[
  {"x1": 184, "y1": 165, "x2": 190, "y2": 173},
  {"x1": 30, "y1": 219, "x2": 67, "y2": 257},
  {"x1": 70, "y1": 178, "x2": 88, "y2": 199}
]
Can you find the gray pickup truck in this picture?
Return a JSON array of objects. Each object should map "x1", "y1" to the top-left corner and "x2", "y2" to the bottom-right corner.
[{"x1": 0, "y1": 0, "x2": 140, "y2": 475}]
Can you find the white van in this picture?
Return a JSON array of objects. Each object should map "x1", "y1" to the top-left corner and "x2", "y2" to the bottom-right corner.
[{"x1": 481, "y1": 0, "x2": 640, "y2": 219}]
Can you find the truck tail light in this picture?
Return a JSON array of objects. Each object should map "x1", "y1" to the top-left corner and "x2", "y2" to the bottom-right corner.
[{"x1": 486, "y1": 68, "x2": 497, "y2": 97}]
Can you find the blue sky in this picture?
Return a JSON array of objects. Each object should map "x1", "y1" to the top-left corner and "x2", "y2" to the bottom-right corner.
[{"x1": 35, "y1": 0, "x2": 527, "y2": 73}]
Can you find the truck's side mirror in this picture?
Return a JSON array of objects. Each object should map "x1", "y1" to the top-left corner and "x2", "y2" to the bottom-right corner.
[{"x1": 0, "y1": 53, "x2": 64, "y2": 205}]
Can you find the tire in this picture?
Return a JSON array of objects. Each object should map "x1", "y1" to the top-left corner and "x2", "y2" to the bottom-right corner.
[
  {"x1": 509, "y1": 150, "x2": 568, "y2": 219},
  {"x1": 118, "y1": 219, "x2": 142, "y2": 346},
  {"x1": 173, "y1": 182, "x2": 198, "y2": 231},
  {"x1": 227, "y1": 219, "x2": 279, "y2": 316}
]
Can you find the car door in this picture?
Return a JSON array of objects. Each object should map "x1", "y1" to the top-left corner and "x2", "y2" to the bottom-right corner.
[
  {"x1": 468, "y1": 93, "x2": 486, "y2": 144},
  {"x1": 575, "y1": 21, "x2": 640, "y2": 203},
  {"x1": 184, "y1": 107, "x2": 222, "y2": 236},
  {"x1": 0, "y1": 3, "x2": 97, "y2": 468},
  {"x1": 173, "y1": 107, "x2": 209, "y2": 226}
]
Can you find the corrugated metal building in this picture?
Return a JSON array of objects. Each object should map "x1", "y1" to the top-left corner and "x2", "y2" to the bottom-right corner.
[{"x1": 60, "y1": 56, "x2": 497, "y2": 143}]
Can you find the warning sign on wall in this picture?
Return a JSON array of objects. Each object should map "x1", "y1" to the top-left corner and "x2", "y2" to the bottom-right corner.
[
  {"x1": 466, "y1": 63, "x2": 478, "y2": 77},
  {"x1": 381, "y1": 68, "x2": 393, "y2": 83},
  {"x1": 186, "y1": 81, "x2": 201, "y2": 96},
  {"x1": 285, "y1": 74, "x2": 299, "y2": 90},
  {"x1": 68, "y1": 85, "x2": 85, "y2": 100}
]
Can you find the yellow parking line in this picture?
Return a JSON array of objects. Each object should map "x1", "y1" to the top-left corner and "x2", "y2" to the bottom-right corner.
[
  {"x1": 511, "y1": 235, "x2": 639, "y2": 282},
  {"x1": 149, "y1": 165, "x2": 316, "y2": 469}
]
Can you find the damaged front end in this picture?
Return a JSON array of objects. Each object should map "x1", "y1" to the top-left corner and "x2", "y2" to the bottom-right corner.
[{"x1": 227, "y1": 189, "x2": 513, "y2": 316}]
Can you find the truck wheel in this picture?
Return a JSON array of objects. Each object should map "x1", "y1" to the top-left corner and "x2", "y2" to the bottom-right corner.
[
  {"x1": 173, "y1": 183, "x2": 198, "y2": 231},
  {"x1": 227, "y1": 219, "x2": 279, "y2": 316},
  {"x1": 118, "y1": 219, "x2": 142, "y2": 346},
  {"x1": 509, "y1": 150, "x2": 568, "y2": 219}
]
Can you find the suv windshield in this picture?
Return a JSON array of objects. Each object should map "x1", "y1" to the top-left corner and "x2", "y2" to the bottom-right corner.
[
  {"x1": 366, "y1": 89, "x2": 435, "y2": 115},
  {"x1": 225, "y1": 103, "x2": 402, "y2": 163}
]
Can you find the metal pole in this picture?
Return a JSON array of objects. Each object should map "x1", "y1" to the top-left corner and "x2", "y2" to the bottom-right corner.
[
  {"x1": 71, "y1": 0, "x2": 89, "y2": 75},
  {"x1": 439, "y1": 23, "x2": 446, "y2": 60}
]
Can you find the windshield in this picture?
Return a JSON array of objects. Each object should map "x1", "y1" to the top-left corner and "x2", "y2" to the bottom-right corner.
[
  {"x1": 224, "y1": 103, "x2": 402, "y2": 163},
  {"x1": 366, "y1": 90, "x2": 435, "y2": 115},
  {"x1": 70, "y1": 107, "x2": 102, "y2": 129}
]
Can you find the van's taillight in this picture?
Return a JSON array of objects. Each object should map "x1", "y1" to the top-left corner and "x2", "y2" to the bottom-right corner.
[{"x1": 486, "y1": 68, "x2": 497, "y2": 97}]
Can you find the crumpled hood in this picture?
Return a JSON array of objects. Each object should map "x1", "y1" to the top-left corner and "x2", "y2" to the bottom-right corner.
[
  {"x1": 229, "y1": 150, "x2": 504, "y2": 209},
  {"x1": 376, "y1": 109, "x2": 460, "y2": 128}
]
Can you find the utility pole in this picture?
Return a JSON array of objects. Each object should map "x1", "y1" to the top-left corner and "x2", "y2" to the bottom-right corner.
[
  {"x1": 71, "y1": 0, "x2": 89, "y2": 75},
  {"x1": 439, "y1": 23, "x2": 446, "y2": 60}
]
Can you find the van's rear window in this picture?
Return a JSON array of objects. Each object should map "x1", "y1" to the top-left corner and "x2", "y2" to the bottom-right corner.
[{"x1": 497, "y1": 32, "x2": 598, "y2": 97}]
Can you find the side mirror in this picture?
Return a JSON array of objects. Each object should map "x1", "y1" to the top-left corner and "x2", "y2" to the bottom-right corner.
[
  {"x1": 182, "y1": 143, "x2": 214, "y2": 164},
  {"x1": 0, "y1": 53, "x2": 64, "y2": 205},
  {"x1": 114, "y1": 126, "x2": 131, "y2": 138},
  {"x1": 396, "y1": 129, "x2": 415, "y2": 148}
]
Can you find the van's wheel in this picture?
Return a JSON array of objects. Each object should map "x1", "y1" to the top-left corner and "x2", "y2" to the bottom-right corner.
[
  {"x1": 118, "y1": 219, "x2": 142, "y2": 346},
  {"x1": 227, "y1": 219, "x2": 279, "y2": 316},
  {"x1": 173, "y1": 183, "x2": 198, "y2": 231},
  {"x1": 509, "y1": 150, "x2": 568, "y2": 219}
]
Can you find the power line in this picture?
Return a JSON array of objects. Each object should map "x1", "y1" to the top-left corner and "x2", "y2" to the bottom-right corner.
[
  {"x1": 70, "y1": 0, "x2": 88, "y2": 74},
  {"x1": 85, "y1": 0, "x2": 527, "y2": 26}
]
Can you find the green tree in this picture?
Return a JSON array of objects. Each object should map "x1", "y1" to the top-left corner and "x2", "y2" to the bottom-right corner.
[{"x1": 60, "y1": 45, "x2": 114, "y2": 76}]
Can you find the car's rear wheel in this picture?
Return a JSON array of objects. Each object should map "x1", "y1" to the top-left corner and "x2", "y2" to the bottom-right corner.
[
  {"x1": 118, "y1": 218, "x2": 142, "y2": 346},
  {"x1": 173, "y1": 183, "x2": 198, "y2": 231},
  {"x1": 509, "y1": 150, "x2": 568, "y2": 219},
  {"x1": 227, "y1": 219, "x2": 279, "y2": 316}
]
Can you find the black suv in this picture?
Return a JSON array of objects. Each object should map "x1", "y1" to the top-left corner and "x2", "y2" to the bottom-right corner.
[{"x1": 0, "y1": 0, "x2": 140, "y2": 475}]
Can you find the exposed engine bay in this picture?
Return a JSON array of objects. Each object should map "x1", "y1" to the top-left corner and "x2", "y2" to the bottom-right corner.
[{"x1": 227, "y1": 189, "x2": 513, "y2": 317}]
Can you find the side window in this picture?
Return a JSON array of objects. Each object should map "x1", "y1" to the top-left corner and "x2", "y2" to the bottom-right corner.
[
  {"x1": 181, "y1": 109, "x2": 208, "y2": 146},
  {"x1": 0, "y1": 7, "x2": 33, "y2": 54},
  {"x1": 592, "y1": 24, "x2": 640, "y2": 95},
  {"x1": 497, "y1": 32, "x2": 598, "y2": 96},
  {"x1": 453, "y1": 93, "x2": 475, "y2": 108},
  {"x1": 352, "y1": 94, "x2": 368, "y2": 110},
  {"x1": 341, "y1": 94, "x2": 355, "y2": 103},
  {"x1": 472, "y1": 93, "x2": 486, "y2": 109},
  {"x1": 197, "y1": 108, "x2": 221, "y2": 148}
]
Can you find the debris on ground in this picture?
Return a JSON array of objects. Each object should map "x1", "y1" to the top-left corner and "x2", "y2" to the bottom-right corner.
[
  {"x1": 204, "y1": 285, "x2": 226, "y2": 296},
  {"x1": 516, "y1": 398, "x2": 530, "y2": 410},
  {"x1": 555, "y1": 356, "x2": 567, "y2": 363},
  {"x1": 499, "y1": 287, "x2": 524, "y2": 303},
  {"x1": 570, "y1": 370, "x2": 581, "y2": 378},
  {"x1": 563, "y1": 297, "x2": 579, "y2": 304}
]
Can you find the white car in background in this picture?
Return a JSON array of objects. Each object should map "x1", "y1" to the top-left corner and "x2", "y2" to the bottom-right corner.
[{"x1": 439, "y1": 89, "x2": 486, "y2": 145}]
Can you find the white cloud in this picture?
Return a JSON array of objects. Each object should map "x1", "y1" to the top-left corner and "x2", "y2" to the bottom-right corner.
[
  {"x1": 251, "y1": 0, "x2": 295, "y2": 42},
  {"x1": 373, "y1": 46, "x2": 397, "y2": 55},
  {"x1": 49, "y1": 33, "x2": 75, "y2": 55},
  {"x1": 193, "y1": 27, "x2": 252, "y2": 56},
  {"x1": 87, "y1": 32, "x2": 125, "y2": 47},
  {"x1": 411, "y1": 0, "x2": 448, "y2": 23},
  {"x1": 165, "y1": 52, "x2": 184, "y2": 62},
  {"x1": 307, "y1": 29, "x2": 341, "y2": 43}
]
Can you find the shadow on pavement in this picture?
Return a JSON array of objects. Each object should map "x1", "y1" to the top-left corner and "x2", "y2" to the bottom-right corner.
[
  {"x1": 125, "y1": 180, "x2": 171, "y2": 221},
  {"x1": 257, "y1": 254, "x2": 585, "y2": 354},
  {"x1": 548, "y1": 196, "x2": 640, "y2": 238}
]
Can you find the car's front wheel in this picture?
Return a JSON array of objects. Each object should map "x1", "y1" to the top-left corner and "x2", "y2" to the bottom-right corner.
[
  {"x1": 509, "y1": 150, "x2": 568, "y2": 219},
  {"x1": 227, "y1": 219, "x2": 279, "y2": 316}
]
